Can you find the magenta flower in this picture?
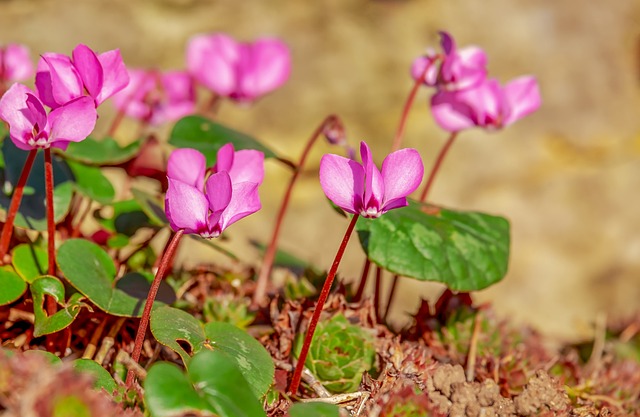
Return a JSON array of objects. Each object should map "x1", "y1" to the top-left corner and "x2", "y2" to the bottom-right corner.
[
  {"x1": 112, "y1": 69, "x2": 195, "y2": 126},
  {"x1": 35, "y1": 44, "x2": 129, "y2": 109},
  {"x1": 0, "y1": 44, "x2": 34, "y2": 84},
  {"x1": 411, "y1": 31, "x2": 487, "y2": 91},
  {"x1": 430, "y1": 76, "x2": 541, "y2": 132},
  {"x1": 165, "y1": 145, "x2": 264, "y2": 238},
  {"x1": 319, "y1": 141, "x2": 424, "y2": 218},
  {"x1": 187, "y1": 33, "x2": 291, "y2": 103},
  {"x1": 0, "y1": 83, "x2": 97, "y2": 151}
]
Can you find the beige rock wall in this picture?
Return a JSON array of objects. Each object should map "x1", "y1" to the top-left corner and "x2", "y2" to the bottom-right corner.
[{"x1": 2, "y1": 0, "x2": 640, "y2": 340}]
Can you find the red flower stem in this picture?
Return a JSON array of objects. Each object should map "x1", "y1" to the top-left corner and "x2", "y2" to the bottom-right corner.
[
  {"x1": 44, "y1": 149, "x2": 56, "y2": 276},
  {"x1": 126, "y1": 229, "x2": 184, "y2": 387},
  {"x1": 289, "y1": 214, "x2": 359, "y2": 395},
  {"x1": 373, "y1": 266, "x2": 382, "y2": 322},
  {"x1": 383, "y1": 274, "x2": 400, "y2": 321},
  {"x1": 352, "y1": 258, "x2": 371, "y2": 302},
  {"x1": 71, "y1": 197, "x2": 92, "y2": 238},
  {"x1": 419, "y1": 132, "x2": 458, "y2": 202},
  {"x1": 390, "y1": 63, "x2": 432, "y2": 152},
  {"x1": 0, "y1": 149, "x2": 37, "y2": 261},
  {"x1": 253, "y1": 115, "x2": 337, "y2": 307}
]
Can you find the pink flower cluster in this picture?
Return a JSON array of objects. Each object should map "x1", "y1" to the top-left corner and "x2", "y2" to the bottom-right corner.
[
  {"x1": 412, "y1": 32, "x2": 541, "y2": 132},
  {"x1": 0, "y1": 44, "x2": 129, "y2": 150}
]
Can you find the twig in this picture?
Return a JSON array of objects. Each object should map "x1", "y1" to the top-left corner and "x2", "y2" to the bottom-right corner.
[
  {"x1": 466, "y1": 313, "x2": 481, "y2": 382},
  {"x1": 586, "y1": 312, "x2": 607, "y2": 374}
]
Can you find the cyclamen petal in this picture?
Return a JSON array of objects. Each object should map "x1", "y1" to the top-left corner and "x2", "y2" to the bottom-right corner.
[
  {"x1": 95, "y1": 49, "x2": 129, "y2": 105},
  {"x1": 187, "y1": 33, "x2": 239, "y2": 97},
  {"x1": 1, "y1": 44, "x2": 34, "y2": 82},
  {"x1": 217, "y1": 181, "x2": 261, "y2": 231},
  {"x1": 502, "y1": 76, "x2": 541, "y2": 126},
  {"x1": 165, "y1": 178, "x2": 210, "y2": 235},
  {"x1": 167, "y1": 148, "x2": 207, "y2": 190},
  {"x1": 40, "y1": 54, "x2": 83, "y2": 107},
  {"x1": 319, "y1": 154, "x2": 366, "y2": 215},
  {"x1": 380, "y1": 148, "x2": 424, "y2": 209},
  {"x1": 225, "y1": 149, "x2": 265, "y2": 184},
  {"x1": 72, "y1": 44, "x2": 104, "y2": 99},
  {"x1": 48, "y1": 96, "x2": 98, "y2": 148},
  {"x1": 360, "y1": 142, "x2": 384, "y2": 214},
  {"x1": 0, "y1": 84, "x2": 41, "y2": 149},
  {"x1": 204, "y1": 171, "x2": 233, "y2": 214}
]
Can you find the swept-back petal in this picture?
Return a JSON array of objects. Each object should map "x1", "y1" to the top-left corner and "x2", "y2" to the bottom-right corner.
[
  {"x1": 3, "y1": 44, "x2": 33, "y2": 82},
  {"x1": 430, "y1": 90, "x2": 477, "y2": 132},
  {"x1": 48, "y1": 96, "x2": 97, "y2": 144},
  {"x1": 72, "y1": 44, "x2": 103, "y2": 100},
  {"x1": 218, "y1": 181, "x2": 261, "y2": 232},
  {"x1": 167, "y1": 148, "x2": 206, "y2": 190},
  {"x1": 503, "y1": 76, "x2": 541, "y2": 126},
  {"x1": 215, "y1": 142, "x2": 235, "y2": 173},
  {"x1": 95, "y1": 49, "x2": 129, "y2": 105},
  {"x1": 360, "y1": 141, "x2": 384, "y2": 210},
  {"x1": 410, "y1": 54, "x2": 439, "y2": 86},
  {"x1": 41, "y1": 53, "x2": 83, "y2": 107},
  {"x1": 165, "y1": 178, "x2": 209, "y2": 234},
  {"x1": 24, "y1": 93, "x2": 48, "y2": 133},
  {"x1": 0, "y1": 84, "x2": 38, "y2": 148},
  {"x1": 381, "y1": 148, "x2": 424, "y2": 209},
  {"x1": 319, "y1": 153, "x2": 365, "y2": 215},
  {"x1": 187, "y1": 33, "x2": 239, "y2": 96},
  {"x1": 226, "y1": 149, "x2": 264, "y2": 184},
  {"x1": 239, "y1": 38, "x2": 291, "y2": 100},
  {"x1": 204, "y1": 171, "x2": 232, "y2": 214}
]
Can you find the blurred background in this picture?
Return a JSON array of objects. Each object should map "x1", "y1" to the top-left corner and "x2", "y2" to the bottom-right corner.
[{"x1": 2, "y1": 0, "x2": 640, "y2": 341}]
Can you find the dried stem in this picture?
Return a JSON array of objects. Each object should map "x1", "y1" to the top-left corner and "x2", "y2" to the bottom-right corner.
[
  {"x1": 466, "y1": 312, "x2": 482, "y2": 382},
  {"x1": 419, "y1": 132, "x2": 458, "y2": 202},
  {"x1": 126, "y1": 229, "x2": 184, "y2": 387},
  {"x1": 288, "y1": 214, "x2": 359, "y2": 395},
  {"x1": 253, "y1": 115, "x2": 338, "y2": 307},
  {"x1": 0, "y1": 149, "x2": 37, "y2": 261}
]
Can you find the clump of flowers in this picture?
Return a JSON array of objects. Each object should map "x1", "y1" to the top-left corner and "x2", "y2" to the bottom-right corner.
[{"x1": 295, "y1": 314, "x2": 376, "y2": 393}]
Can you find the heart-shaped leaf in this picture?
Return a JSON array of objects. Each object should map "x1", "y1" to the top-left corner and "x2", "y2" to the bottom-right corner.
[
  {"x1": 289, "y1": 403, "x2": 340, "y2": 417},
  {"x1": 30, "y1": 276, "x2": 87, "y2": 337},
  {"x1": 66, "y1": 160, "x2": 115, "y2": 204},
  {"x1": 11, "y1": 243, "x2": 48, "y2": 283},
  {"x1": 169, "y1": 115, "x2": 277, "y2": 165},
  {"x1": 0, "y1": 266, "x2": 27, "y2": 306},
  {"x1": 57, "y1": 239, "x2": 175, "y2": 317},
  {"x1": 73, "y1": 359, "x2": 119, "y2": 394},
  {"x1": 63, "y1": 137, "x2": 142, "y2": 166},
  {"x1": 357, "y1": 199, "x2": 510, "y2": 291},
  {"x1": 95, "y1": 199, "x2": 154, "y2": 236},
  {"x1": 23, "y1": 349, "x2": 61, "y2": 364},
  {"x1": 0, "y1": 140, "x2": 73, "y2": 231},
  {"x1": 150, "y1": 305, "x2": 274, "y2": 398}
]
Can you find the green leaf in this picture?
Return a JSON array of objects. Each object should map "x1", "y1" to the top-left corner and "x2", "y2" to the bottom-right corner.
[
  {"x1": 63, "y1": 137, "x2": 141, "y2": 166},
  {"x1": 57, "y1": 239, "x2": 175, "y2": 317},
  {"x1": 30, "y1": 276, "x2": 86, "y2": 337},
  {"x1": 0, "y1": 141, "x2": 73, "y2": 231},
  {"x1": 357, "y1": 200, "x2": 510, "y2": 291},
  {"x1": 0, "y1": 266, "x2": 27, "y2": 306},
  {"x1": 145, "y1": 362, "x2": 215, "y2": 417},
  {"x1": 150, "y1": 305, "x2": 274, "y2": 398},
  {"x1": 72, "y1": 359, "x2": 118, "y2": 394},
  {"x1": 11, "y1": 243, "x2": 48, "y2": 283},
  {"x1": 23, "y1": 349, "x2": 62, "y2": 364},
  {"x1": 169, "y1": 115, "x2": 277, "y2": 165},
  {"x1": 289, "y1": 403, "x2": 340, "y2": 417},
  {"x1": 95, "y1": 199, "x2": 153, "y2": 236},
  {"x1": 107, "y1": 233, "x2": 130, "y2": 249},
  {"x1": 66, "y1": 160, "x2": 115, "y2": 204},
  {"x1": 130, "y1": 188, "x2": 167, "y2": 226}
]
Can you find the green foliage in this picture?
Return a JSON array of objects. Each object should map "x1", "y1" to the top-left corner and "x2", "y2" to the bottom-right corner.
[
  {"x1": 144, "y1": 350, "x2": 266, "y2": 417},
  {"x1": 63, "y1": 137, "x2": 142, "y2": 165},
  {"x1": 295, "y1": 314, "x2": 376, "y2": 393},
  {"x1": 289, "y1": 402, "x2": 340, "y2": 417},
  {"x1": 202, "y1": 294, "x2": 255, "y2": 329},
  {"x1": 0, "y1": 140, "x2": 73, "y2": 231},
  {"x1": 0, "y1": 266, "x2": 27, "y2": 306},
  {"x1": 66, "y1": 160, "x2": 115, "y2": 204},
  {"x1": 169, "y1": 115, "x2": 277, "y2": 165},
  {"x1": 95, "y1": 199, "x2": 154, "y2": 236},
  {"x1": 30, "y1": 276, "x2": 87, "y2": 337},
  {"x1": 11, "y1": 243, "x2": 48, "y2": 283},
  {"x1": 57, "y1": 239, "x2": 175, "y2": 317},
  {"x1": 357, "y1": 199, "x2": 510, "y2": 291},
  {"x1": 72, "y1": 359, "x2": 119, "y2": 395},
  {"x1": 150, "y1": 305, "x2": 274, "y2": 398}
]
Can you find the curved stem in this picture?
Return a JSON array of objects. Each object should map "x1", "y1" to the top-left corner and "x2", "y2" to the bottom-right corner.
[
  {"x1": 383, "y1": 274, "x2": 400, "y2": 321},
  {"x1": 126, "y1": 229, "x2": 184, "y2": 387},
  {"x1": 0, "y1": 149, "x2": 37, "y2": 261},
  {"x1": 288, "y1": 214, "x2": 359, "y2": 395},
  {"x1": 253, "y1": 115, "x2": 337, "y2": 307},
  {"x1": 419, "y1": 132, "x2": 458, "y2": 202},
  {"x1": 390, "y1": 63, "x2": 432, "y2": 152},
  {"x1": 352, "y1": 258, "x2": 371, "y2": 302},
  {"x1": 373, "y1": 266, "x2": 382, "y2": 322},
  {"x1": 44, "y1": 149, "x2": 56, "y2": 275}
]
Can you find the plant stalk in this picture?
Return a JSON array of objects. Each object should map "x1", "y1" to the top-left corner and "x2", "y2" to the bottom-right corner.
[
  {"x1": 288, "y1": 214, "x2": 359, "y2": 395},
  {"x1": 352, "y1": 258, "x2": 371, "y2": 302},
  {"x1": 419, "y1": 132, "x2": 458, "y2": 202},
  {"x1": 0, "y1": 149, "x2": 37, "y2": 261},
  {"x1": 253, "y1": 116, "x2": 337, "y2": 307},
  {"x1": 126, "y1": 229, "x2": 184, "y2": 387},
  {"x1": 44, "y1": 149, "x2": 56, "y2": 275}
]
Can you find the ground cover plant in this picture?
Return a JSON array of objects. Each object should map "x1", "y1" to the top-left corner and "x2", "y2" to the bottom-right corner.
[{"x1": 0, "y1": 32, "x2": 639, "y2": 417}]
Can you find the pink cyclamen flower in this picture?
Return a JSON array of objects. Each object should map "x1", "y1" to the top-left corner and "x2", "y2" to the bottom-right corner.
[
  {"x1": 35, "y1": 44, "x2": 129, "y2": 109},
  {"x1": 111, "y1": 69, "x2": 195, "y2": 126},
  {"x1": 0, "y1": 44, "x2": 34, "y2": 84},
  {"x1": 0, "y1": 83, "x2": 97, "y2": 151},
  {"x1": 430, "y1": 76, "x2": 541, "y2": 132},
  {"x1": 319, "y1": 141, "x2": 424, "y2": 218},
  {"x1": 411, "y1": 31, "x2": 487, "y2": 91},
  {"x1": 187, "y1": 33, "x2": 291, "y2": 103},
  {"x1": 165, "y1": 145, "x2": 264, "y2": 238}
]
